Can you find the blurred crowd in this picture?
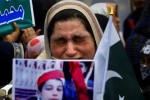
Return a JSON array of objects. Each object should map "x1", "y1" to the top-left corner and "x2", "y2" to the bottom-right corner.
[{"x1": 0, "y1": 0, "x2": 150, "y2": 99}]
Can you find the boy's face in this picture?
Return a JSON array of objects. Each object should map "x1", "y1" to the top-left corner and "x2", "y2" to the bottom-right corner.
[{"x1": 40, "y1": 79, "x2": 63, "y2": 100}]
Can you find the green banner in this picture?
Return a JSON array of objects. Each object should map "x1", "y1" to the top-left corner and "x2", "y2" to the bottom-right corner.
[{"x1": 0, "y1": 0, "x2": 35, "y2": 36}]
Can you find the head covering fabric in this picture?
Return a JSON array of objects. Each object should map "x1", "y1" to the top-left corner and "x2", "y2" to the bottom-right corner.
[
  {"x1": 90, "y1": 3, "x2": 108, "y2": 17},
  {"x1": 141, "y1": 39, "x2": 150, "y2": 55},
  {"x1": 90, "y1": 2, "x2": 117, "y2": 18},
  {"x1": 25, "y1": 35, "x2": 45, "y2": 58},
  {"x1": 43, "y1": 0, "x2": 103, "y2": 59}
]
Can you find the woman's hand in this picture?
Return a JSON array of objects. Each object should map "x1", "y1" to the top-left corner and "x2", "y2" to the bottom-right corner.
[{"x1": 21, "y1": 27, "x2": 41, "y2": 46}]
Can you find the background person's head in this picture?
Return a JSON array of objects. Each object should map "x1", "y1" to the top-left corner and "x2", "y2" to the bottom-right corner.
[
  {"x1": 140, "y1": 39, "x2": 150, "y2": 80},
  {"x1": 140, "y1": 39, "x2": 150, "y2": 68},
  {"x1": 44, "y1": 0, "x2": 102, "y2": 59},
  {"x1": 132, "y1": 0, "x2": 146, "y2": 9},
  {"x1": 37, "y1": 70, "x2": 65, "y2": 100},
  {"x1": 90, "y1": 2, "x2": 120, "y2": 33}
]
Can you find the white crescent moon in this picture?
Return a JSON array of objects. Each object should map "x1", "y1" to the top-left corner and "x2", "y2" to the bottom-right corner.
[{"x1": 106, "y1": 70, "x2": 123, "y2": 82}]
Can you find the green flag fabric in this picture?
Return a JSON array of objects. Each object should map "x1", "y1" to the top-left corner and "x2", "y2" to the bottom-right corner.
[
  {"x1": 0, "y1": 0, "x2": 35, "y2": 36},
  {"x1": 94, "y1": 16, "x2": 145, "y2": 100}
]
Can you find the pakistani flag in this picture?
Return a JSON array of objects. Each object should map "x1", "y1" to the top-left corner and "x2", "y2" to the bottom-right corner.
[{"x1": 94, "y1": 16, "x2": 145, "y2": 100}]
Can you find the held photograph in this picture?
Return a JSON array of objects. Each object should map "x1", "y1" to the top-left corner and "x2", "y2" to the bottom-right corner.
[{"x1": 12, "y1": 59, "x2": 95, "y2": 100}]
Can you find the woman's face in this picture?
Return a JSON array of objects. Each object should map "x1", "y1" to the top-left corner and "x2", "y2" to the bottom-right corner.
[
  {"x1": 40, "y1": 79, "x2": 63, "y2": 100},
  {"x1": 50, "y1": 18, "x2": 95, "y2": 59}
]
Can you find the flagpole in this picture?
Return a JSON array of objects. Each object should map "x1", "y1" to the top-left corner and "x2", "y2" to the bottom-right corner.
[
  {"x1": 102, "y1": 6, "x2": 114, "y2": 92},
  {"x1": 101, "y1": 16, "x2": 113, "y2": 100}
]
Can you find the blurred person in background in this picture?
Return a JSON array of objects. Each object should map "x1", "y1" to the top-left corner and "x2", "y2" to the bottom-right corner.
[
  {"x1": 139, "y1": 39, "x2": 150, "y2": 100},
  {"x1": 90, "y1": 2, "x2": 126, "y2": 47},
  {"x1": 125, "y1": 1, "x2": 150, "y2": 99},
  {"x1": 123, "y1": 0, "x2": 146, "y2": 42}
]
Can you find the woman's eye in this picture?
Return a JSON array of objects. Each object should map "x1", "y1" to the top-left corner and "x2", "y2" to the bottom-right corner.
[
  {"x1": 73, "y1": 36, "x2": 86, "y2": 43},
  {"x1": 54, "y1": 38, "x2": 66, "y2": 45}
]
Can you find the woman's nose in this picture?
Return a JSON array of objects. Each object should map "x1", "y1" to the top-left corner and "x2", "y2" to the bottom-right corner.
[{"x1": 65, "y1": 42, "x2": 77, "y2": 57}]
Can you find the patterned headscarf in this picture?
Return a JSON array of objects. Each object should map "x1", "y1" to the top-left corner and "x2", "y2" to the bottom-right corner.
[{"x1": 141, "y1": 39, "x2": 150, "y2": 55}]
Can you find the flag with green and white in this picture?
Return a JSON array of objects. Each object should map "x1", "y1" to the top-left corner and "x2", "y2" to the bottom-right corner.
[{"x1": 94, "y1": 16, "x2": 145, "y2": 100}]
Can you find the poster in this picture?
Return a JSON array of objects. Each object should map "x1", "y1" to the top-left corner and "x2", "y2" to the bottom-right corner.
[
  {"x1": 0, "y1": 0, "x2": 35, "y2": 36},
  {"x1": 13, "y1": 59, "x2": 95, "y2": 100}
]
